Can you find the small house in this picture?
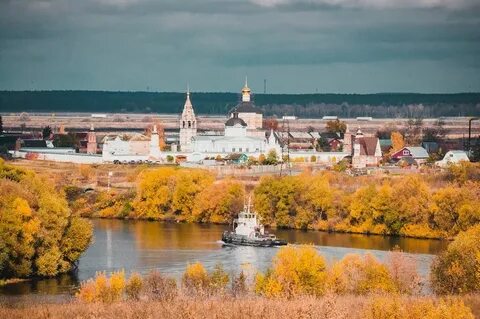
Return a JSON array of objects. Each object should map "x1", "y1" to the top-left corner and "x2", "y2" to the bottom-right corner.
[
  {"x1": 421, "y1": 141, "x2": 440, "y2": 154},
  {"x1": 225, "y1": 153, "x2": 248, "y2": 164},
  {"x1": 391, "y1": 146, "x2": 429, "y2": 164},
  {"x1": 436, "y1": 150, "x2": 470, "y2": 167}
]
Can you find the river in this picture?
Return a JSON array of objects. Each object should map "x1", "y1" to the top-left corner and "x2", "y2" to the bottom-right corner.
[{"x1": 0, "y1": 219, "x2": 448, "y2": 298}]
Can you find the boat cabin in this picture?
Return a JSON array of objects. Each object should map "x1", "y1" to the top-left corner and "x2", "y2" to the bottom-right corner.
[{"x1": 233, "y1": 210, "x2": 265, "y2": 238}]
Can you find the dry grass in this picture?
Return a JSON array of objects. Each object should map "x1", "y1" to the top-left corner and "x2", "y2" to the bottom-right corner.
[{"x1": 1, "y1": 294, "x2": 478, "y2": 319}]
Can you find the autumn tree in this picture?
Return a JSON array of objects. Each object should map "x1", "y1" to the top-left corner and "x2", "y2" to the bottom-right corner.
[
  {"x1": 326, "y1": 119, "x2": 347, "y2": 134},
  {"x1": 429, "y1": 184, "x2": 480, "y2": 236},
  {"x1": 405, "y1": 118, "x2": 423, "y2": 145},
  {"x1": 390, "y1": 131, "x2": 405, "y2": 154},
  {"x1": 263, "y1": 117, "x2": 278, "y2": 130},
  {"x1": 191, "y1": 179, "x2": 245, "y2": 223},
  {"x1": 266, "y1": 149, "x2": 278, "y2": 165},
  {"x1": 255, "y1": 245, "x2": 327, "y2": 297},
  {"x1": 132, "y1": 167, "x2": 215, "y2": 221},
  {"x1": 0, "y1": 160, "x2": 92, "y2": 278},
  {"x1": 328, "y1": 254, "x2": 397, "y2": 295},
  {"x1": 431, "y1": 225, "x2": 480, "y2": 294}
]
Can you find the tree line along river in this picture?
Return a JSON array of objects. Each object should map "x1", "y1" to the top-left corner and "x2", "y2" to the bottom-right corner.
[{"x1": 0, "y1": 219, "x2": 448, "y2": 299}]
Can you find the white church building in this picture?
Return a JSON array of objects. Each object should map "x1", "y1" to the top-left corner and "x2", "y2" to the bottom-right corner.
[{"x1": 184, "y1": 80, "x2": 281, "y2": 158}]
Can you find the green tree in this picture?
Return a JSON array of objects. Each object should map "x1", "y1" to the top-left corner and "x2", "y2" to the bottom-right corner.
[
  {"x1": 266, "y1": 149, "x2": 278, "y2": 165},
  {"x1": 42, "y1": 126, "x2": 52, "y2": 140}
]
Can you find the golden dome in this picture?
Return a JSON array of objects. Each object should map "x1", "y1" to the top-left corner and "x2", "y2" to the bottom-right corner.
[{"x1": 241, "y1": 76, "x2": 251, "y2": 93}]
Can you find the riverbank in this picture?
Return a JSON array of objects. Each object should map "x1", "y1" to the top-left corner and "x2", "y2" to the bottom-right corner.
[
  {"x1": 0, "y1": 279, "x2": 29, "y2": 287},
  {"x1": 1, "y1": 295, "x2": 478, "y2": 319}
]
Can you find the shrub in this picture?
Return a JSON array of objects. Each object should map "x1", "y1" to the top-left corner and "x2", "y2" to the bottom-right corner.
[
  {"x1": 328, "y1": 254, "x2": 397, "y2": 295},
  {"x1": 144, "y1": 270, "x2": 177, "y2": 301},
  {"x1": 125, "y1": 272, "x2": 143, "y2": 301},
  {"x1": 363, "y1": 296, "x2": 474, "y2": 319},
  {"x1": 255, "y1": 245, "x2": 327, "y2": 298},
  {"x1": 76, "y1": 271, "x2": 125, "y2": 303},
  {"x1": 182, "y1": 262, "x2": 209, "y2": 294},
  {"x1": 431, "y1": 225, "x2": 480, "y2": 294},
  {"x1": 232, "y1": 271, "x2": 248, "y2": 296},
  {"x1": 386, "y1": 250, "x2": 422, "y2": 295},
  {"x1": 208, "y1": 263, "x2": 229, "y2": 294}
]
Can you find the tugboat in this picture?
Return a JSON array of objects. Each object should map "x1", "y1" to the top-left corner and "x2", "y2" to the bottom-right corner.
[{"x1": 221, "y1": 199, "x2": 287, "y2": 247}]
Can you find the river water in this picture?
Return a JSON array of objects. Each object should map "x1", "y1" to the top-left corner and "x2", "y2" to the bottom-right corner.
[{"x1": 0, "y1": 219, "x2": 448, "y2": 298}]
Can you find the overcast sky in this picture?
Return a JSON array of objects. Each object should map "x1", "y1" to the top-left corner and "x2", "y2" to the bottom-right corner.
[{"x1": 1, "y1": 0, "x2": 479, "y2": 93}]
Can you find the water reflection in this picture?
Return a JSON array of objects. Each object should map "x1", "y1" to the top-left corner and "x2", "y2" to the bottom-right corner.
[{"x1": 0, "y1": 219, "x2": 448, "y2": 297}]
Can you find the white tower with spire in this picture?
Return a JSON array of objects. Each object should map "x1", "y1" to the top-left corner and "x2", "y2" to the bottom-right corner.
[
  {"x1": 149, "y1": 125, "x2": 161, "y2": 158},
  {"x1": 179, "y1": 88, "x2": 197, "y2": 151}
]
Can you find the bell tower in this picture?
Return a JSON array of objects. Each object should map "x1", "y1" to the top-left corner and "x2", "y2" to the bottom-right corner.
[
  {"x1": 179, "y1": 88, "x2": 197, "y2": 151},
  {"x1": 86, "y1": 124, "x2": 97, "y2": 154}
]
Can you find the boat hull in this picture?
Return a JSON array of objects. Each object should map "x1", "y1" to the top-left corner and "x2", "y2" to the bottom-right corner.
[{"x1": 222, "y1": 232, "x2": 287, "y2": 247}]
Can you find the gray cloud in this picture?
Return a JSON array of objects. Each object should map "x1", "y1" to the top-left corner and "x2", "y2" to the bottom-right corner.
[
  {"x1": 0, "y1": 0, "x2": 479, "y2": 93},
  {"x1": 250, "y1": 0, "x2": 480, "y2": 9}
]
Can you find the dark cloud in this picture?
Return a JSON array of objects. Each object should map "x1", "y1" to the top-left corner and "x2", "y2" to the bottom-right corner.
[{"x1": 0, "y1": 0, "x2": 479, "y2": 92}]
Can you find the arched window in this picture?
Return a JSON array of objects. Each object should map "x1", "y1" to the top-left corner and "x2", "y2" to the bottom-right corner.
[
  {"x1": 182, "y1": 121, "x2": 185, "y2": 128},
  {"x1": 188, "y1": 121, "x2": 191, "y2": 128}
]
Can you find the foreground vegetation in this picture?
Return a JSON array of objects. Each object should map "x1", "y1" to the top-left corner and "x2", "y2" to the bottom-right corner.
[
  {"x1": 3, "y1": 229, "x2": 480, "y2": 318},
  {"x1": 1, "y1": 295, "x2": 476, "y2": 319},
  {"x1": 69, "y1": 163, "x2": 480, "y2": 239},
  {"x1": 0, "y1": 159, "x2": 93, "y2": 279}
]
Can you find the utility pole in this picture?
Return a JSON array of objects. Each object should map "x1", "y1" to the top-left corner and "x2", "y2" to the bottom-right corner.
[
  {"x1": 107, "y1": 171, "x2": 113, "y2": 192},
  {"x1": 264, "y1": 79, "x2": 267, "y2": 94},
  {"x1": 468, "y1": 117, "x2": 479, "y2": 157}
]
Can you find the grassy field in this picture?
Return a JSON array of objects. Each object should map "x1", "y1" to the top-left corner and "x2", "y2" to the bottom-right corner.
[{"x1": 1, "y1": 295, "x2": 479, "y2": 319}]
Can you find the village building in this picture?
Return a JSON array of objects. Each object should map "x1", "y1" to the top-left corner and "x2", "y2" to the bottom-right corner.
[
  {"x1": 391, "y1": 146, "x2": 429, "y2": 165},
  {"x1": 229, "y1": 79, "x2": 264, "y2": 137},
  {"x1": 179, "y1": 89, "x2": 197, "y2": 151},
  {"x1": 350, "y1": 128, "x2": 382, "y2": 169},
  {"x1": 86, "y1": 124, "x2": 97, "y2": 154},
  {"x1": 189, "y1": 83, "x2": 281, "y2": 158},
  {"x1": 102, "y1": 129, "x2": 161, "y2": 161},
  {"x1": 436, "y1": 150, "x2": 470, "y2": 167}
]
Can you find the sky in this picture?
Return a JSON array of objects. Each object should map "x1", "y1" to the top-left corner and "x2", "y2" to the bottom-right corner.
[{"x1": 0, "y1": 0, "x2": 479, "y2": 93}]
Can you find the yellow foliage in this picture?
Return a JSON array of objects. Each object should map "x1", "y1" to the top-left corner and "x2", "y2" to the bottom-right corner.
[
  {"x1": 255, "y1": 246, "x2": 327, "y2": 298},
  {"x1": 125, "y1": 272, "x2": 143, "y2": 300},
  {"x1": 431, "y1": 225, "x2": 480, "y2": 294},
  {"x1": 390, "y1": 131, "x2": 405, "y2": 154},
  {"x1": 76, "y1": 271, "x2": 126, "y2": 303},
  {"x1": 182, "y1": 262, "x2": 209, "y2": 293},
  {"x1": 363, "y1": 296, "x2": 474, "y2": 319},
  {"x1": 132, "y1": 167, "x2": 214, "y2": 221},
  {"x1": 327, "y1": 254, "x2": 397, "y2": 295}
]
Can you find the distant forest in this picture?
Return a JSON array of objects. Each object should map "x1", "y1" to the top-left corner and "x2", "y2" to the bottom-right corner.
[{"x1": 1, "y1": 91, "x2": 479, "y2": 118}]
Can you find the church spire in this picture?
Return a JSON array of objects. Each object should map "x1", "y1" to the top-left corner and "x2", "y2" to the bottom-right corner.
[
  {"x1": 183, "y1": 86, "x2": 194, "y2": 113},
  {"x1": 241, "y1": 77, "x2": 251, "y2": 102}
]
